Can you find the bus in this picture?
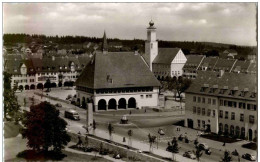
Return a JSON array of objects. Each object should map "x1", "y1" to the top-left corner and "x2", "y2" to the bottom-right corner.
[{"x1": 64, "y1": 109, "x2": 80, "y2": 120}]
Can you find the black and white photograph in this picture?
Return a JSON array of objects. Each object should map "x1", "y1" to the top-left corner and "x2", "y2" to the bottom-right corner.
[{"x1": 2, "y1": 2, "x2": 257, "y2": 162}]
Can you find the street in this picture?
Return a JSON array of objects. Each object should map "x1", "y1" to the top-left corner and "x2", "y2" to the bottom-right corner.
[{"x1": 16, "y1": 89, "x2": 255, "y2": 162}]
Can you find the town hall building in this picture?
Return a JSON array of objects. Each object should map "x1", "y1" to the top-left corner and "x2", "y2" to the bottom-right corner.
[{"x1": 75, "y1": 31, "x2": 161, "y2": 112}]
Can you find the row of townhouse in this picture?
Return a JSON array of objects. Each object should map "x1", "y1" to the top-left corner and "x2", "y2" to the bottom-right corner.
[
  {"x1": 4, "y1": 54, "x2": 91, "y2": 90},
  {"x1": 183, "y1": 55, "x2": 256, "y2": 79},
  {"x1": 185, "y1": 71, "x2": 257, "y2": 141}
]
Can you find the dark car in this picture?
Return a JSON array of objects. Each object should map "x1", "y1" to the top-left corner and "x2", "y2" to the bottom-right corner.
[
  {"x1": 55, "y1": 103, "x2": 62, "y2": 107},
  {"x1": 166, "y1": 145, "x2": 179, "y2": 153},
  {"x1": 242, "y1": 153, "x2": 256, "y2": 161},
  {"x1": 198, "y1": 143, "x2": 209, "y2": 150}
]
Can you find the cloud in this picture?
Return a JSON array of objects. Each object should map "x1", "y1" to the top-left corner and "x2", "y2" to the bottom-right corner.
[{"x1": 3, "y1": 3, "x2": 257, "y2": 46}]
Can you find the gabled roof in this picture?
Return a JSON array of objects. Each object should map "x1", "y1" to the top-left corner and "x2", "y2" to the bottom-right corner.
[
  {"x1": 153, "y1": 48, "x2": 180, "y2": 64},
  {"x1": 223, "y1": 49, "x2": 237, "y2": 54},
  {"x1": 231, "y1": 60, "x2": 251, "y2": 73},
  {"x1": 183, "y1": 55, "x2": 204, "y2": 69},
  {"x1": 76, "y1": 52, "x2": 161, "y2": 89},
  {"x1": 199, "y1": 57, "x2": 219, "y2": 69},
  {"x1": 186, "y1": 71, "x2": 256, "y2": 101},
  {"x1": 213, "y1": 58, "x2": 236, "y2": 70}
]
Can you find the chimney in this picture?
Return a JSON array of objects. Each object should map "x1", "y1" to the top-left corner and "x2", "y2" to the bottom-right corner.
[
  {"x1": 52, "y1": 56, "x2": 55, "y2": 61},
  {"x1": 219, "y1": 70, "x2": 224, "y2": 77}
]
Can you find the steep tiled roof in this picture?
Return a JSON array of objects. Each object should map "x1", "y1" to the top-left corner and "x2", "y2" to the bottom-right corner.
[
  {"x1": 153, "y1": 48, "x2": 181, "y2": 64},
  {"x1": 4, "y1": 58, "x2": 35, "y2": 75},
  {"x1": 76, "y1": 52, "x2": 161, "y2": 89},
  {"x1": 247, "y1": 62, "x2": 256, "y2": 74},
  {"x1": 183, "y1": 55, "x2": 204, "y2": 69},
  {"x1": 199, "y1": 57, "x2": 219, "y2": 70},
  {"x1": 231, "y1": 60, "x2": 251, "y2": 73},
  {"x1": 213, "y1": 58, "x2": 236, "y2": 71},
  {"x1": 186, "y1": 71, "x2": 257, "y2": 101}
]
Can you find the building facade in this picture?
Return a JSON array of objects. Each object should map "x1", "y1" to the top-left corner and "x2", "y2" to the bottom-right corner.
[{"x1": 185, "y1": 71, "x2": 257, "y2": 141}]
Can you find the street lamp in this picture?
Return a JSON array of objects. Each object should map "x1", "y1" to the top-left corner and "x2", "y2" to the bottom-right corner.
[{"x1": 157, "y1": 128, "x2": 165, "y2": 149}]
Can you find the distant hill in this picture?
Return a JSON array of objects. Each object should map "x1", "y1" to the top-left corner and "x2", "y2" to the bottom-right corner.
[{"x1": 3, "y1": 33, "x2": 257, "y2": 60}]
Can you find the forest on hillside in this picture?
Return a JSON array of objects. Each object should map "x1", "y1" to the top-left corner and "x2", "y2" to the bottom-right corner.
[{"x1": 3, "y1": 33, "x2": 256, "y2": 59}]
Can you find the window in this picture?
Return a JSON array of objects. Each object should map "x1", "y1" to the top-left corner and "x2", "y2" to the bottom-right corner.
[
  {"x1": 213, "y1": 99, "x2": 216, "y2": 105},
  {"x1": 231, "y1": 112, "x2": 235, "y2": 120},
  {"x1": 207, "y1": 109, "x2": 211, "y2": 116},
  {"x1": 198, "y1": 97, "x2": 201, "y2": 103},
  {"x1": 219, "y1": 110, "x2": 223, "y2": 118},
  {"x1": 225, "y1": 111, "x2": 228, "y2": 119},
  {"x1": 193, "y1": 107, "x2": 196, "y2": 114},
  {"x1": 233, "y1": 102, "x2": 237, "y2": 108},
  {"x1": 197, "y1": 107, "x2": 201, "y2": 115},
  {"x1": 249, "y1": 115, "x2": 254, "y2": 124},
  {"x1": 202, "y1": 121, "x2": 205, "y2": 129},
  {"x1": 212, "y1": 110, "x2": 215, "y2": 117},
  {"x1": 202, "y1": 98, "x2": 205, "y2": 103},
  {"x1": 224, "y1": 100, "x2": 228, "y2": 106},
  {"x1": 240, "y1": 114, "x2": 244, "y2": 122},
  {"x1": 208, "y1": 98, "x2": 211, "y2": 104},
  {"x1": 198, "y1": 120, "x2": 201, "y2": 128},
  {"x1": 202, "y1": 108, "x2": 205, "y2": 116},
  {"x1": 239, "y1": 102, "x2": 246, "y2": 109},
  {"x1": 228, "y1": 101, "x2": 232, "y2": 107},
  {"x1": 193, "y1": 96, "x2": 196, "y2": 102},
  {"x1": 220, "y1": 99, "x2": 223, "y2": 106}
]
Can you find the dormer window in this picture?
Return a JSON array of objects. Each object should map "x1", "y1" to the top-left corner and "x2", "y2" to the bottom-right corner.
[
  {"x1": 60, "y1": 66, "x2": 62, "y2": 69},
  {"x1": 239, "y1": 91, "x2": 245, "y2": 97},
  {"x1": 209, "y1": 88, "x2": 214, "y2": 93},
  {"x1": 219, "y1": 89, "x2": 225, "y2": 94},
  {"x1": 250, "y1": 92, "x2": 256, "y2": 98},
  {"x1": 65, "y1": 66, "x2": 67, "y2": 69},
  {"x1": 229, "y1": 90, "x2": 236, "y2": 96},
  {"x1": 30, "y1": 68, "x2": 33, "y2": 72},
  {"x1": 14, "y1": 69, "x2": 17, "y2": 72}
]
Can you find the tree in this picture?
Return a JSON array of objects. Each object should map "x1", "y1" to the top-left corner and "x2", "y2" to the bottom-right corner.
[
  {"x1": 108, "y1": 123, "x2": 114, "y2": 141},
  {"x1": 175, "y1": 78, "x2": 192, "y2": 108},
  {"x1": 221, "y1": 150, "x2": 232, "y2": 162},
  {"x1": 194, "y1": 145, "x2": 203, "y2": 162},
  {"x1": 44, "y1": 79, "x2": 51, "y2": 92},
  {"x1": 148, "y1": 133, "x2": 156, "y2": 152},
  {"x1": 21, "y1": 101, "x2": 71, "y2": 152},
  {"x1": 128, "y1": 130, "x2": 133, "y2": 146},
  {"x1": 3, "y1": 72, "x2": 21, "y2": 121}
]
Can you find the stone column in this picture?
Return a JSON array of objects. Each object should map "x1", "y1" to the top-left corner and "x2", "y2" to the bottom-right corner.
[
  {"x1": 106, "y1": 104, "x2": 108, "y2": 111},
  {"x1": 116, "y1": 104, "x2": 118, "y2": 110},
  {"x1": 126, "y1": 104, "x2": 128, "y2": 109}
]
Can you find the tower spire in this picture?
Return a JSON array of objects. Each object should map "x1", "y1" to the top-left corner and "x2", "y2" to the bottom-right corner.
[{"x1": 102, "y1": 31, "x2": 108, "y2": 54}]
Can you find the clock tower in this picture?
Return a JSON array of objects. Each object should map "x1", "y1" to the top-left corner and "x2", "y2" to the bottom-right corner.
[{"x1": 145, "y1": 20, "x2": 158, "y2": 71}]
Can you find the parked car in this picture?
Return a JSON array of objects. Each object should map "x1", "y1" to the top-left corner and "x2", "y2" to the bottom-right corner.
[
  {"x1": 205, "y1": 148, "x2": 211, "y2": 155},
  {"x1": 166, "y1": 145, "x2": 179, "y2": 153},
  {"x1": 198, "y1": 143, "x2": 209, "y2": 150},
  {"x1": 242, "y1": 153, "x2": 256, "y2": 161},
  {"x1": 158, "y1": 129, "x2": 165, "y2": 135},
  {"x1": 183, "y1": 151, "x2": 196, "y2": 159},
  {"x1": 64, "y1": 109, "x2": 80, "y2": 120},
  {"x1": 55, "y1": 103, "x2": 62, "y2": 107}
]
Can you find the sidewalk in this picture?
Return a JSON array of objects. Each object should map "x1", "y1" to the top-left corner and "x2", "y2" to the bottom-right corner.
[
  {"x1": 65, "y1": 143, "x2": 124, "y2": 162},
  {"x1": 71, "y1": 128, "x2": 196, "y2": 162},
  {"x1": 170, "y1": 126, "x2": 256, "y2": 156}
]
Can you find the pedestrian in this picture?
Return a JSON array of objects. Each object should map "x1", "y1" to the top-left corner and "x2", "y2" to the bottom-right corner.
[
  {"x1": 130, "y1": 111, "x2": 132, "y2": 115},
  {"x1": 123, "y1": 137, "x2": 126, "y2": 142},
  {"x1": 222, "y1": 142, "x2": 226, "y2": 146},
  {"x1": 238, "y1": 155, "x2": 240, "y2": 162},
  {"x1": 145, "y1": 109, "x2": 146, "y2": 113}
]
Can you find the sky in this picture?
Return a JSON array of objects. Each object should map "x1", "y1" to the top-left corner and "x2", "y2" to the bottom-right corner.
[{"x1": 3, "y1": 3, "x2": 257, "y2": 46}]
